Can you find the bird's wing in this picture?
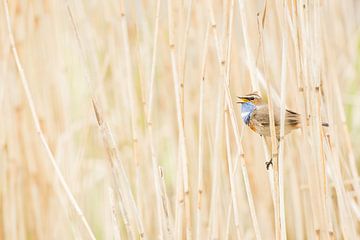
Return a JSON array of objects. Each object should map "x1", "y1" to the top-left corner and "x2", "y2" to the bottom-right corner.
[
  {"x1": 252, "y1": 105, "x2": 300, "y2": 127},
  {"x1": 251, "y1": 105, "x2": 272, "y2": 127},
  {"x1": 285, "y1": 109, "x2": 301, "y2": 127}
]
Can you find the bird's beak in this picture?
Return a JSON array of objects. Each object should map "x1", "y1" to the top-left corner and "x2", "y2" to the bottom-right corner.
[{"x1": 236, "y1": 96, "x2": 249, "y2": 104}]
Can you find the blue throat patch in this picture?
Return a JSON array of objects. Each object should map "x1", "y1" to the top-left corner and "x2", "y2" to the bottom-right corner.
[{"x1": 241, "y1": 102, "x2": 256, "y2": 125}]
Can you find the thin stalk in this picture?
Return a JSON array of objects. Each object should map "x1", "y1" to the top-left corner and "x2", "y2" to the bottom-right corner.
[
  {"x1": 223, "y1": 0, "x2": 242, "y2": 238},
  {"x1": 159, "y1": 167, "x2": 174, "y2": 239},
  {"x1": 297, "y1": 2, "x2": 321, "y2": 236},
  {"x1": 325, "y1": 80, "x2": 357, "y2": 238},
  {"x1": 256, "y1": 4, "x2": 276, "y2": 210},
  {"x1": 257, "y1": 1, "x2": 280, "y2": 238},
  {"x1": 174, "y1": 148, "x2": 184, "y2": 240},
  {"x1": 133, "y1": 12, "x2": 145, "y2": 221},
  {"x1": 224, "y1": 200, "x2": 233, "y2": 239},
  {"x1": 196, "y1": 23, "x2": 210, "y2": 240},
  {"x1": 278, "y1": 1, "x2": 288, "y2": 239},
  {"x1": 118, "y1": 3, "x2": 145, "y2": 236},
  {"x1": 324, "y1": 132, "x2": 356, "y2": 238},
  {"x1": 143, "y1": 0, "x2": 166, "y2": 238},
  {"x1": 179, "y1": 0, "x2": 193, "y2": 125},
  {"x1": 167, "y1": 0, "x2": 192, "y2": 238},
  {"x1": 237, "y1": 0, "x2": 260, "y2": 91},
  {"x1": 334, "y1": 76, "x2": 360, "y2": 203},
  {"x1": 224, "y1": 111, "x2": 242, "y2": 239},
  {"x1": 313, "y1": 1, "x2": 331, "y2": 236},
  {"x1": 119, "y1": 0, "x2": 140, "y2": 208},
  {"x1": 207, "y1": 88, "x2": 223, "y2": 240},
  {"x1": 109, "y1": 187, "x2": 123, "y2": 240}
]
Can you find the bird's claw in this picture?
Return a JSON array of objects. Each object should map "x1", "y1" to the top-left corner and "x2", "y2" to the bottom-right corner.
[{"x1": 265, "y1": 159, "x2": 273, "y2": 170}]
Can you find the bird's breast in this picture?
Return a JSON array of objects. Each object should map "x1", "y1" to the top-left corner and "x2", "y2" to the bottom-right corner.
[
  {"x1": 248, "y1": 121, "x2": 257, "y2": 132},
  {"x1": 241, "y1": 111, "x2": 252, "y2": 125}
]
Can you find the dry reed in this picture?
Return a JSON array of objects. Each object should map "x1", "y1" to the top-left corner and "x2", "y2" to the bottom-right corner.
[{"x1": 1, "y1": 0, "x2": 359, "y2": 239}]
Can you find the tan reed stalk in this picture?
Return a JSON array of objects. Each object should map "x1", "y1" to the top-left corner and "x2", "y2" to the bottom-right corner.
[
  {"x1": 207, "y1": 89, "x2": 223, "y2": 240},
  {"x1": 296, "y1": 3, "x2": 321, "y2": 238},
  {"x1": 324, "y1": 130, "x2": 356, "y2": 238},
  {"x1": 206, "y1": 2, "x2": 228, "y2": 239},
  {"x1": 208, "y1": 0, "x2": 262, "y2": 238},
  {"x1": 119, "y1": 0, "x2": 141, "y2": 211},
  {"x1": 314, "y1": 2, "x2": 331, "y2": 236},
  {"x1": 205, "y1": 4, "x2": 227, "y2": 237},
  {"x1": 114, "y1": 1, "x2": 143, "y2": 234},
  {"x1": 167, "y1": 0, "x2": 192, "y2": 238},
  {"x1": 255, "y1": 1, "x2": 281, "y2": 236},
  {"x1": 236, "y1": 0, "x2": 260, "y2": 91},
  {"x1": 288, "y1": 153, "x2": 304, "y2": 240},
  {"x1": 277, "y1": 1, "x2": 289, "y2": 239},
  {"x1": 93, "y1": 102, "x2": 136, "y2": 239},
  {"x1": 109, "y1": 187, "x2": 123, "y2": 240},
  {"x1": 277, "y1": 27, "x2": 287, "y2": 240},
  {"x1": 324, "y1": 79, "x2": 357, "y2": 238},
  {"x1": 224, "y1": 201, "x2": 233, "y2": 238},
  {"x1": 65, "y1": 2, "x2": 145, "y2": 239},
  {"x1": 264, "y1": 57, "x2": 281, "y2": 240},
  {"x1": 2, "y1": 1, "x2": 96, "y2": 239},
  {"x1": 297, "y1": 2, "x2": 330, "y2": 238},
  {"x1": 195, "y1": 23, "x2": 210, "y2": 240},
  {"x1": 223, "y1": 1, "x2": 243, "y2": 238},
  {"x1": 287, "y1": 1, "x2": 310, "y2": 237},
  {"x1": 132, "y1": 21, "x2": 143, "y2": 220},
  {"x1": 224, "y1": 111, "x2": 242, "y2": 239},
  {"x1": 158, "y1": 167, "x2": 174, "y2": 239},
  {"x1": 139, "y1": 0, "x2": 167, "y2": 238},
  {"x1": 174, "y1": 150, "x2": 185, "y2": 240},
  {"x1": 334, "y1": 79, "x2": 360, "y2": 202},
  {"x1": 179, "y1": 0, "x2": 193, "y2": 122},
  {"x1": 256, "y1": 5, "x2": 276, "y2": 211},
  {"x1": 260, "y1": 3, "x2": 284, "y2": 236},
  {"x1": 160, "y1": 2, "x2": 184, "y2": 237}
]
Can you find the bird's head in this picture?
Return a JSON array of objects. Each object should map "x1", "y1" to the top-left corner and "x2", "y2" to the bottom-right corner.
[{"x1": 237, "y1": 91, "x2": 262, "y2": 105}]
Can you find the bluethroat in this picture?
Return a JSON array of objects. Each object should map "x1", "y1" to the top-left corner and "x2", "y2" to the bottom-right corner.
[{"x1": 237, "y1": 91, "x2": 328, "y2": 169}]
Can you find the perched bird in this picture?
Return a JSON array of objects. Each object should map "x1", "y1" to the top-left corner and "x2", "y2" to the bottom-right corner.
[{"x1": 237, "y1": 91, "x2": 328, "y2": 169}]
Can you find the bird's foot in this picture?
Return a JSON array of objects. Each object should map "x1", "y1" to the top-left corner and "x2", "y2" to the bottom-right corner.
[{"x1": 265, "y1": 159, "x2": 273, "y2": 170}]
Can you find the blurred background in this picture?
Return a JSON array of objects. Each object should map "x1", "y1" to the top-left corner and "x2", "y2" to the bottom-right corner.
[{"x1": 1, "y1": 0, "x2": 360, "y2": 239}]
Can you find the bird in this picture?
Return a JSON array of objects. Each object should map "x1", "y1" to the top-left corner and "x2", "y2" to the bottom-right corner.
[{"x1": 237, "y1": 91, "x2": 328, "y2": 169}]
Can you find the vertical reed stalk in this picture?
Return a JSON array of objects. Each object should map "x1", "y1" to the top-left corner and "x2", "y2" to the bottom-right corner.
[
  {"x1": 142, "y1": 0, "x2": 165, "y2": 238},
  {"x1": 167, "y1": 0, "x2": 192, "y2": 238},
  {"x1": 278, "y1": 1, "x2": 289, "y2": 239},
  {"x1": 196, "y1": 23, "x2": 210, "y2": 240},
  {"x1": 224, "y1": 111, "x2": 242, "y2": 239}
]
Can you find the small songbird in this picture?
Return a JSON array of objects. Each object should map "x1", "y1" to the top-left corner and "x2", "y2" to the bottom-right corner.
[{"x1": 237, "y1": 91, "x2": 328, "y2": 169}]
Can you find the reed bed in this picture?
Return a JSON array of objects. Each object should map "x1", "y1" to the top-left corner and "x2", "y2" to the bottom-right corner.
[{"x1": 1, "y1": 0, "x2": 360, "y2": 239}]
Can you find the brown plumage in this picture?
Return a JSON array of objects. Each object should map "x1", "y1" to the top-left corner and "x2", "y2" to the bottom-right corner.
[
  {"x1": 237, "y1": 91, "x2": 328, "y2": 139},
  {"x1": 248, "y1": 104, "x2": 301, "y2": 139},
  {"x1": 237, "y1": 91, "x2": 328, "y2": 169}
]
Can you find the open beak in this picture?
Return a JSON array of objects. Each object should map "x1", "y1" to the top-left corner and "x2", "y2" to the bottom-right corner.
[{"x1": 236, "y1": 96, "x2": 249, "y2": 104}]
